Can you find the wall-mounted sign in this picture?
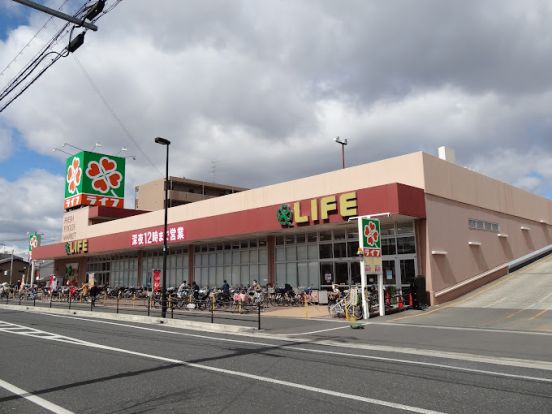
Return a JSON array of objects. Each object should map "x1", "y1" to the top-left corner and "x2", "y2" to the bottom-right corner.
[
  {"x1": 64, "y1": 151, "x2": 125, "y2": 210},
  {"x1": 65, "y1": 239, "x2": 88, "y2": 255},
  {"x1": 276, "y1": 204, "x2": 293, "y2": 226},
  {"x1": 277, "y1": 191, "x2": 357, "y2": 227},
  {"x1": 130, "y1": 226, "x2": 185, "y2": 247}
]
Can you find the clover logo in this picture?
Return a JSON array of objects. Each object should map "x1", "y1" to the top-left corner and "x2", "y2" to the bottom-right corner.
[
  {"x1": 86, "y1": 157, "x2": 123, "y2": 195},
  {"x1": 29, "y1": 234, "x2": 39, "y2": 250},
  {"x1": 276, "y1": 204, "x2": 293, "y2": 226},
  {"x1": 364, "y1": 221, "x2": 379, "y2": 247},
  {"x1": 66, "y1": 157, "x2": 82, "y2": 194}
]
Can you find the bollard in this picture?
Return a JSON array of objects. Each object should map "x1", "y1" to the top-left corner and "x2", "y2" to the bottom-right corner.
[
  {"x1": 344, "y1": 297, "x2": 349, "y2": 321},
  {"x1": 33, "y1": 294, "x2": 36, "y2": 307},
  {"x1": 211, "y1": 295, "x2": 214, "y2": 324},
  {"x1": 170, "y1": 295, "x2": 174, "y2": 319},
  {"x1": 49, "y1": 293, "x2": 52, "y2": 308},
  {"x1": 147, "y1": 296, "x2": 151, "y2": 317},
  {"x1": 68, "y1": 294, "x2": 71, "y2": 310},
  {"x1": 258, "y1": 302, "x2": 261, "y2": 330},
  {"x1": 116, "y1": 293, "x2": 120, "y2": 314},
  {"x1": 90, "y1": 296, "x2": 93, "y2": 312},
  {"x1": 304, "y1": 294, "x2": 309, "y2": 319}
]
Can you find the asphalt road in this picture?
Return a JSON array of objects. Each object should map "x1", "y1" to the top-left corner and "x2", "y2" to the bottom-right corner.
[{"x1": 0, "y1": 308, "x2": 550, "y2": 414}]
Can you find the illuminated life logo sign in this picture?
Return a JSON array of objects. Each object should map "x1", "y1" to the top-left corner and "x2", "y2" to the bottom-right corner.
[
  {"x1": 276, "y1": 204, "x2": 293, "y2": 226},
  {"x1": 64, "y1": 151, "x2": 126, "y2": 210},
  {"x1": 277, "y1": 191, "x2": 357, "y2": 227},
  {"x1": 65, "y1": 239, "x2": 88, "y2": 255}
]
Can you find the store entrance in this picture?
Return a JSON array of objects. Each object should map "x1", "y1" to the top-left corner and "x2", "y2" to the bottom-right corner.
[
  {"x1": 382, "y1": 255, "x2": 417, "y2": 290},
  {"x1": 320, "y1": 260, "x2": 360, "y2": 289}
]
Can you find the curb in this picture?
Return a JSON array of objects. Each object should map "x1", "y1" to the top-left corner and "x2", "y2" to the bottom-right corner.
[{"x1": 0, "y1": 304, "x2": 257, "y2": 334}]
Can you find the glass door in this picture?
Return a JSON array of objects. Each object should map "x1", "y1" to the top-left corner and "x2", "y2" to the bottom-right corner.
[
  {"x1": 335, "y1": 262, "x2": 349, "y2": 285},
  {"x1": 381, "y1": 256, "x2": 417, "y2": 289}
]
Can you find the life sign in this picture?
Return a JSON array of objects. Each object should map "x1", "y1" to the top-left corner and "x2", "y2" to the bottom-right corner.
[
  {"x1": 362, "y1": 218, "x2": 381, "y2": 249},
  {"x1": 277, "y1": 191, "x2": 357, "y2": 226},
  {"x1": 64, "y1": 151, "x2": 126, "y2": 210},
  {"x1": 65, "y1": 239, "x2": 88, "y2": 255}
]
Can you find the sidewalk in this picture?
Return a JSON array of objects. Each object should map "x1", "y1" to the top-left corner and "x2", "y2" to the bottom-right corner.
[{"x1": 263, "y1": 304, "x2": 330, "y2": 319}]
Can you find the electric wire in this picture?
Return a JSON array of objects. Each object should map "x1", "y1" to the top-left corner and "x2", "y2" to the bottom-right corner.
[
  {"x1": 72, "y1": 53, "x2": 163, "y2": 175},
  {"x1": 0, "y1": 2, "x2": 90, "y2": 106},
  {"x1": 0, "y1": 0, "x2": 71, "y2": 81},
  {"x1": 0, "y1": 0, "x2": 123, "y2": 113}
]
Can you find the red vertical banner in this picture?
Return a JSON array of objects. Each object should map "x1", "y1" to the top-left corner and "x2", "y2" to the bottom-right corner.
[{"x1": 152, "y1": 269, "x2": 161, "y2": 293}]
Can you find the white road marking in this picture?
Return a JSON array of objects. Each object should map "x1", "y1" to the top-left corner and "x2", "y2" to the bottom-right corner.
[
  {"x1": 0, "y1": 320, "x2": 444, "y2": 414},
  {"x1": 11, "y1": 314, "x2": 552, "y2": 381},
  {"x1": 0, "y1": 378, "x2": 74, "y2": 414}
]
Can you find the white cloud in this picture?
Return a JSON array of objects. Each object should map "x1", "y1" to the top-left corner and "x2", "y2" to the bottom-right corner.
[{"x1": 0, "y1": 170, "x2": 63, "y2": 248}]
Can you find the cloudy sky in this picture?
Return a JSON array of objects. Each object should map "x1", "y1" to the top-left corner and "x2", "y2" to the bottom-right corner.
[{"x1": 1, "y1": 0, "x2": 552, "y2": 256}]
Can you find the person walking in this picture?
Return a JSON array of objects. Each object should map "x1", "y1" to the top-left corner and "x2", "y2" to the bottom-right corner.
[{"x1": 90, "y1": 283, "x2": 99, "y2": 307}]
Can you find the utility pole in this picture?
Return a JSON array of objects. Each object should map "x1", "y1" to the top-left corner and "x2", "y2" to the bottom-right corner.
[
  {"x1": 12, "y1": 0, "x2": 99, "y2": 31},
  {"x1": 9, "y1": 250, "x2": 14, "y2": 285},
  {"x1": 335, "y1": 136, "x2": 348, "y2": 169}
]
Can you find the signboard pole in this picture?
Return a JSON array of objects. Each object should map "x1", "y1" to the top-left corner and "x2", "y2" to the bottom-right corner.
[
  {"x1": 378, "y1": 272, "x2": 385, "y2": 316},
  {"x1": 357, "y1": 218, "x2": 369, "y2": 320},
  {"x1": 30, "y1": 260, "x2": 35, "y2": 287}
]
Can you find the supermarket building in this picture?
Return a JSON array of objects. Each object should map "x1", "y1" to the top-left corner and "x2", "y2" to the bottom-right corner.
[{"x1": 33, "y1": 151, "x2": 552, "y2": 305}]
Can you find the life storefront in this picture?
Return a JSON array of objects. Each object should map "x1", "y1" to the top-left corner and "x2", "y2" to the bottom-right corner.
[
  {"x1": 34, "y1": 183, "x2": 426, "y2": 291},
  {"x1": 54, "y1": 220, "x2": 418, "y2": 292}
]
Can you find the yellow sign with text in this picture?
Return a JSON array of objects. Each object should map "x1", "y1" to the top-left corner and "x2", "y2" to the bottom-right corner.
[
  {"x1": 293, "y1": 191, "x2": 357, "y2": 224},
  {"x1": 65, "y1": 239, "x2": 88, "y2": 255}
]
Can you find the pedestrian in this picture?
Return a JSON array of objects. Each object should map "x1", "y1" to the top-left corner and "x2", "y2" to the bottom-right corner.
[
  {"x1": 177, "y1": 280, "x2": 187, "y2": 299},
  {"x1": 191, "y1": 281, "x2": 199, "y2": 300},
  {"x1": 221, "y1": 279, "x2": 230, "y2": 300},
  {"x1": 90, "y1": 283, "x2": 99, "y2": 307}
]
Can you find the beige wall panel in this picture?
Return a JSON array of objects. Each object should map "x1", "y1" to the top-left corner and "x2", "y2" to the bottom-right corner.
[
  {"x1": 425, "y1": 194, "x2": 552, "y2": 296},
  {"x1": 422, "y1": 153, "x2": 551, "y2": 223},
  {"x1": 136, "y1": 179, "x2": 164, "y2": 211},
  {"x1": 84, "y1": 152, "x2": 427, "y2": 238},
  {"x1": 61, "y1": 207, "x2": 91, "y2": 241}
]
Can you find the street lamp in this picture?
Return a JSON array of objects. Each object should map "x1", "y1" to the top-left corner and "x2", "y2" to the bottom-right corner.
[
  {"x1": 335, "y1": 136, "x2": 348, "y2": 169},
  {"x1": 154, "y1": 136, "x2": 171, "y2": 318}
]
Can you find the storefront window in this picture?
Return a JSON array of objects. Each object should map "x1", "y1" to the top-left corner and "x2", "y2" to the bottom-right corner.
[
  {"x1": 396, "y1": 222, "x2": 414, "y2": 235},
  {"x1": 382, "y1": 238, "x2": 396, "y2": 255},
  {"x1": 347, "y1": 241, "x2": 359, "y2": 257},
  {"x1": 333, "y1": 242, "x2": 347, "y2": 258},
  {"x1": 319, "y1": 231, "x2": 332, "y2": 241},
  {"x1": 397, "y1": 236, "x2": 416, "y2": 254},
  {"x1": 319, "y1": 244, "x2": 333, "y2": 259}
]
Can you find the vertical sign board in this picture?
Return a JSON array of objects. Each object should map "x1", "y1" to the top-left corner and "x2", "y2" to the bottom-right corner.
[
  {"x1": 28, "y1": 232, "x2": 40, "y2": 286},
  {"x1": 28, "y1": 232, "x2": 40, "y2": 260},
  {"x1": 358, "y1": 217, "x2": 383, "y2": 319},
  {"x1": 152, "y1": 269, "x2": 161, "y2": 293},
  {"x1": 64, "y1": 151, "x2": 126, "y2": 210},
  {"x1": 362, "y1": 218, "x2": 382, "y2": 274}
]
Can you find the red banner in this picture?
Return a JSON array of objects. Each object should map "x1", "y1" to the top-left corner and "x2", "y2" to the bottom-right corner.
[{"x1": 152, "y1": 269, "x2": 161, "y2": 292}]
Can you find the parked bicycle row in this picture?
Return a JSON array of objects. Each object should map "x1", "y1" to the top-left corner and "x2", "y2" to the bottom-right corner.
[{"x1": 328, "y1": 285, "x2": 415, "y2": 320}]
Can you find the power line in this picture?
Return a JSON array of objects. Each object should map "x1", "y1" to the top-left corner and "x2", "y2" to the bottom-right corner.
[
  {"x1": 71, "y1": 54, "x2": 163, "y2": 176},
  {"x1": 0, "y1": 0, "x2": 123, "y2": 113},
  {"x1": 0, "y1": 0, "x2": 71, "y2": 80}
]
